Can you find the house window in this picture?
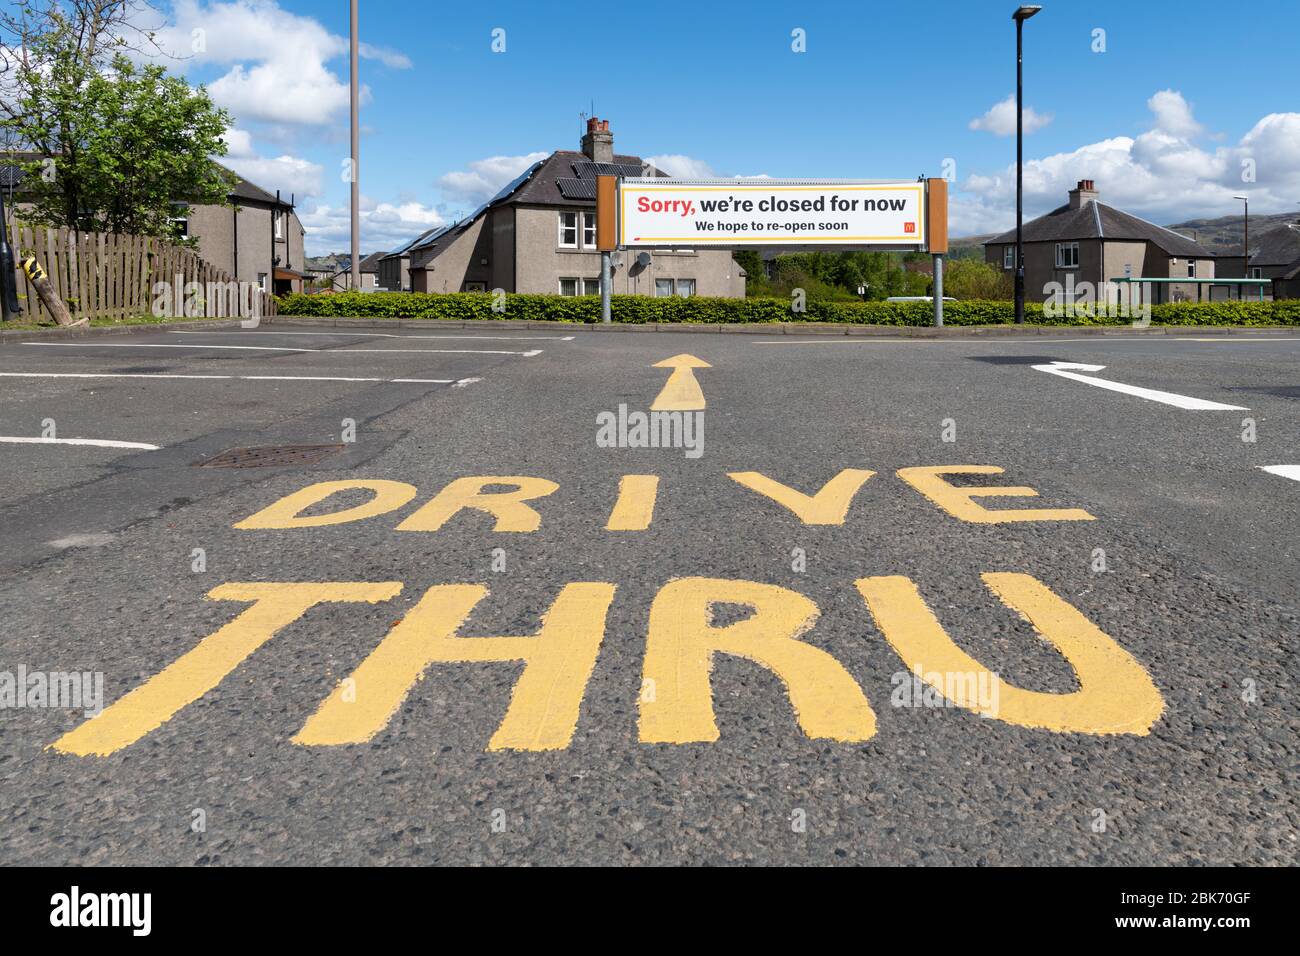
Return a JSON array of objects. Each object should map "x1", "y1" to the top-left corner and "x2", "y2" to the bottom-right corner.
[
  {"x1": 654, "y1": 278, "x2": 674, "y2": 297},
  {"x1": 1187, "y1": 259, "x2": 1196, "y2": 278},
  {"x1": 558, "y1": 212, "x2": 578, "y2": 248},
  {"x1": 676, "y1": 278, "x2": 695, "y2": 297},
  {"x1": 1003, "y1": 246, "x2": 1014, "y2": 269},
  {"x1": 582, "y1": 212, "x2": 597, "y2": 248},
  {"x1": 1250, "y1": 267, "x2": 1262, "y2": 279},
  {"x1": 463, "y1": 281, "x2": 486, "y2": 292},
  {"x1": 1055, "y1": 242, "x2": 1079, "y2": 268},
  {"x1": 257, "y1": 272, "x2": 268, "y2": 292},
  {"x1": 170, "y1": 202, "x2": 189, "y2": 238},
  {"x1": 559, "y1": 277, "x2": 579, "y2": 296},
  {"x1": 274, "y1": 210, "x2": 283, "y2": 239},
  {"x1": 582, "y1": 277, "x2": 601, "y2": 295}
]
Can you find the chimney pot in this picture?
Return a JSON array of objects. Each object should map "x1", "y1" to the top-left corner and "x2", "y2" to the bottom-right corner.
[
  {"x1": 581, "y1": 116, "x2": 615, "y2": 164},
  {"x1": 1068, "y1": 179, "x2": 1099, "y2": 209}
]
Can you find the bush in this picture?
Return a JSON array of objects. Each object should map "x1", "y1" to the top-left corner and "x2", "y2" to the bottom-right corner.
[{"x1": 275, "y1": 291, "x2": 1300, "y2": 327}]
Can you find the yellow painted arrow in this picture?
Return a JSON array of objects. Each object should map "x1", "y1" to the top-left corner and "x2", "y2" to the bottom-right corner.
[{"x1": 651, "y1": 354, "x2": 711, "y2": 411}]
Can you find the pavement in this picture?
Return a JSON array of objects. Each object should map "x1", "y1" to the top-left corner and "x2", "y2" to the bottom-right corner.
[{"x1": 0, "y1": 322, "x2": 1296, "y2": 865}]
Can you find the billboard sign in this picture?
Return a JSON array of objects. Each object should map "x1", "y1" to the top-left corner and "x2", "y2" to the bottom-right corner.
[{"x1": 617, "y1": 178, "x2": 927, "y2": 249}]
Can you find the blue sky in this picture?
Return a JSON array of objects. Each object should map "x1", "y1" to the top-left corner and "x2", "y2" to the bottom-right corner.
[{"x1": 145, "y1": 0, "x2": 1300, "y2": 255}]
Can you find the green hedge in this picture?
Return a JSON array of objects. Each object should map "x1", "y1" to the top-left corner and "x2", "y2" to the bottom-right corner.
[{"x1": 276, "y1": 291, "x2": 1300, "y2": 327}]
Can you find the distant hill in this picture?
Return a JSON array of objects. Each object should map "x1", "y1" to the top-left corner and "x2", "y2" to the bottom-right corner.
[
  {"x1": 1164, "y1": 212, "x2": 1297, "y2": 256},
  {"x1": 952, "y1": 211, "x2": 1299, "y2": 258},
  {"x1": 304, "y1": 252, "x2": 385, "y2": 273}
]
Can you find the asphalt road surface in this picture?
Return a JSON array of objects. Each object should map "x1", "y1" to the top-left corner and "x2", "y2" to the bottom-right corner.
[{"x1": 0, "y1": 323, "x2": 1296, "y2": 865}]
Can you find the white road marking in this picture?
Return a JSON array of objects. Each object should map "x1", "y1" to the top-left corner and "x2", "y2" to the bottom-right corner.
[
  {"x1": 0, "y1": 436, "x2": 159, "y2": 450},
  {"x1": 0, "y1": 372, "x2": 452, "y2": 384},
  {"x1": 752, "y1": 339, "x2": 939, "y2": 345},
  {"x1": 1029, "y1": 361, "x2": 1249, "y2": 411},
  {"x1": 168, "y1": 330, "x2": 576, "y2": 341},
  {"x1": 47, "y1": 533, "x2": 117, "y2": 549},
  {"x1": 0, "y1": 372, "x2": 229, "y2": 380},
  {"x1": 1174, "y1": 337, "x2": 1300, "y2": 343},
  {"x1": 20, "y1": 342, "x2": 540, "y2": 356},
  {"x1": 451, "y1": 377, "x2": 482, "y2": 387},
  {"x1": 1259, "y1": 465, "x2": 1300, "y2": 483}
]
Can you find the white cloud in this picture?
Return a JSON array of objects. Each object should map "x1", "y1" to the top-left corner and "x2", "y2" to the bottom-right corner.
[
  {"x1": 299, "y1": 198, "x2": 444, "y2": 257},
  {"x1": 217, "y1": 127, "x2": 323, "y2": 199},
  {"x1": 437, "y1": 152, "x2": 549, "y2": 205},
  {"x1": 956, "y1": 90, "x2": 1300, "y2": 234},
  {"x1": 226, "y1": 153, "x2": 323, "y2": 201},
  {"x1": 645, "y1": 154, "x2": 771, "y2": 179},
  {"x1": 358, "y1": 43, "x2": 412, "y2": 70},
  {"x1": 646, "y1": 154, "x2": 716, "y2": 178},
  {"x1": 220, "y1": 127, "x2": 255, "y2": 158},
  {"x1": 969, "y1": 94, "x2": 1052, "y2": 136},
  {"x1": 1147, "y1": 89, "x2": 1202, "y2": 138},
  {"x1": 143, "y1": 0, "x2": 408, "y2": 127}
]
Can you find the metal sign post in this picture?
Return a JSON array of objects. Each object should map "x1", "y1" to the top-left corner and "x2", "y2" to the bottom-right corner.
[
  {"x1": 932, "y1": 255, "x2": 944, "y2": 327},
  {"x1": 926, "y1": 178, "x2": 948, "y2": 327},
  {"x1": 596, "y1": 175, "x2": 616, "y2": 324}
]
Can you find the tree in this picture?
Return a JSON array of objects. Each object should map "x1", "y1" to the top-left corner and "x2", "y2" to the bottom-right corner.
[
  {"x1": 940, "y1": 258, "x2": 1013, "y2": 300},
  {"x1": 1, "y1": 1, "x2": 233, "y2": 237}
]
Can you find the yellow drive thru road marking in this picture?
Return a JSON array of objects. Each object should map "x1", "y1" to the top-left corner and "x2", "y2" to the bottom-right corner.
[{"x1": 651, "y1": 354, "x2": 711, "y2": 410}]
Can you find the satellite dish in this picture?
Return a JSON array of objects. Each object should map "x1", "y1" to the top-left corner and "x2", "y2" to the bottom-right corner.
[{"x1": 635, "y1": 251, "x2": 652, "y2": 268}]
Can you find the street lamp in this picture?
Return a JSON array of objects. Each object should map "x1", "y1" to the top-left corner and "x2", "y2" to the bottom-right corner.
[
  {"x1": 349, "y1": 0, "x2": 360, "y2": 291},
  {"x1": 1233, "y1": 196, "x2": 1248, "y2": 288},
  {"x1": 1012, "y1": 4, "x2": 1041, "y2": 325}
]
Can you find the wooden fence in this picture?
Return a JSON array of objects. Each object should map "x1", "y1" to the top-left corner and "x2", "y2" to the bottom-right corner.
[{"x1": 7, "y1": 224, "x2": 276, "y2": 323}]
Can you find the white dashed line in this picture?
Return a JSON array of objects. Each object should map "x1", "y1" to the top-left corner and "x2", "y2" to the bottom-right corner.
[
  {"x1": 0, "y1": 372, "x2": 452, "y2": 384},
  {"x1": 1259, "y1": 465, "x2": 1300, "y2": 483},
  {"x1": 20, "y1": 342, "x2": 540, "y2": 356},
  {"x1": 168, "y1": 330, "x2": 576, "y2": 341},
  {"x1": 0, "y1": 436, "x2": 160, "y2": 450}
]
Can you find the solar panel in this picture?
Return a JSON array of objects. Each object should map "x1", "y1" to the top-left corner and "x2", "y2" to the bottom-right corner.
[
  {"x1": 407, "y1": 223, "x2": 454, "y2": 252},
  {"x1": 572, "y1": 161, "x2": 645, "y2": 180},
  {"x1": 557, "y1": 178, "x2": 598, "y2": 200},
  {"x1": 486, "y1": 159, "x2": 544, "y2": 204}
]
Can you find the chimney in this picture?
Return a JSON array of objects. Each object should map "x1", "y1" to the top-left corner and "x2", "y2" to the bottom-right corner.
[
  {"x1": 1068, "y1": 179, "x2": 1098, "y2": 209},
  {"x1": 581, "y1": 117, "x2": 614, "y2": 164}
]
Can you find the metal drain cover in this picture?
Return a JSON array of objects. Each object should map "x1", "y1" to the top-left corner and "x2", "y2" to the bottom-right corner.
[{"x1": 195, "y1": 444, "x2": 344, "y2": 468}]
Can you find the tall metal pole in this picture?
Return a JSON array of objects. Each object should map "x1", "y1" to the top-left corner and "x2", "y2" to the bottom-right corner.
[
  {"x1": 350, "y1": 0, "x2": 360, "y2": 292},
  {"x1": 600, "y1": 251, "x2": 611, "y2": 323},
  {"x1": 932, "y1": 254, "x2": 943, "y2": 327},
  {"x1": 1014, "y1": 15, "x2": 1025, "y2": 324},
  {"x1": 0, "y1": 187, "x2": 20, "y2": 322},
  {"x1": 1234, "y1": 195, "x2": 1249, "y2": 300}
]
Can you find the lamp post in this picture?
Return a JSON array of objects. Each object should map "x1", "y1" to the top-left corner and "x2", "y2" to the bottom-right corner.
[
  {"x1": 0, "y1": 185, "x2": 20, "y2": 322},
  {"x1": 1233, "y1": 195, "x2": 1250, "y2": 301},
  {"x1": 1012, "y1": 5, "x2": 1041, "y2": 325},
  {"x1": 349, "y1": 0, "x2": 360, "y2": 291},
  {"x1": 1233, "y1": 196, "x2": 1248, "y2": 292}
]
